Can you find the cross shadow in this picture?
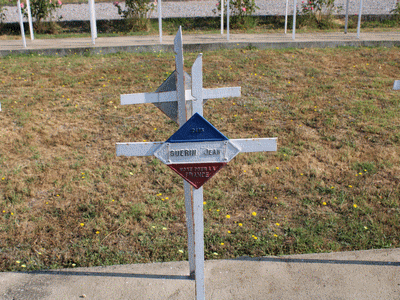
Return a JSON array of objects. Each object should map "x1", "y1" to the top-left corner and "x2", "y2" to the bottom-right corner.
[
  {"x1": 232, "y1": 255, "x2": 400, "y2": 267},
  {"x1": 29, "y1": 270, "x2": 193, "y2": 281},
  {"x1": 26, "y1": 254, "x2": 399, "y2": 280}
]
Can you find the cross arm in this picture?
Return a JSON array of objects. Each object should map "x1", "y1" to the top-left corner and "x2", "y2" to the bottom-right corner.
[
  {"x1": 230, "y1": 138, "x2": 277, "y2": 153},
  {"x1": 116, "y1": 138, "x2": 276, "y2": 157},
  {"x1": 120, "y1": 87, "x2": 241, "y2": 106},
  {"x1": 116, "y1": 142, "x2": 163, "y2": 157},
  {"x1": 121, "y1": 91, "x2": 181, "y2": 105},
  {"x1": 203, "y1": 87, "x2": 241, "y2": 103}
]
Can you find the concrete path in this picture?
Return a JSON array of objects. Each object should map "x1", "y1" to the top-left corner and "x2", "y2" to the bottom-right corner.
[
  {"x1": 1, "y1": 248, "x2": 399, "y2": 299},
  {"x1": 1, "y1": 31, "x2": 400, "y2": 57}
]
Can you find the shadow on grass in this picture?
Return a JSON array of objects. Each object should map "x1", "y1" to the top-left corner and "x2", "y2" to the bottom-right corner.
[
  {"x1": 24, "y1": 253, "x2": 400, "y2": 280},
  {"x1": 28, "y1": 270, "x2": 193, "y2": 280},
  {"x1": 233, "y1": 255, "x2": 400, "y2": 267}
]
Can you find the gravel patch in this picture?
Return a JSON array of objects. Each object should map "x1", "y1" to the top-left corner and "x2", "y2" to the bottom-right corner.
[{"x1": 2, "y1": 0, "x2": 398, "y2": 23}]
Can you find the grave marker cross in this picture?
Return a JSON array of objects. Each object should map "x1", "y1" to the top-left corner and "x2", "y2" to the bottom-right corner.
[
  {"x1": 393, "y1": 80, "x2": 400, "y2": 90},
  {"x1": 116, "y1": 27, "x2": 277, "y2": 300}
]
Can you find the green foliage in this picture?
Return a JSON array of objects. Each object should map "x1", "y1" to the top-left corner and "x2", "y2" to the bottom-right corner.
[
  {"x1": 213, "y1": 0, "x2": 259, "y2": 29},
  {"x1": 351, "y1": 161, "x2": 377, "y2": 174},
  {"x1": 298, "y1": 0, "x2": 342, "y2": 29},
  {"x1": 113, "y1": 0, "x2": 155, "y2": 31},
  {"x1": 20, "y1": 0, "x2": 63, "y2": 33},
  {"x1": 0, "y1": 0, "x2": 11, "y2": 24},
  {"x1": 391, "y1": 2, "x2": 400, "y2": 23}
]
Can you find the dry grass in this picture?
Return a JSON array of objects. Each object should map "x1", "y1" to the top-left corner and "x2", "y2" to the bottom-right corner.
[{"x1": 0, "y1": 46, "x2": 399, "y2": 272}]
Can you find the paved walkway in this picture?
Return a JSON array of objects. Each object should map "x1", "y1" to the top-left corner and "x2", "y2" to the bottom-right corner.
[
  {"x1": 1, "y1": 248, "x2": 399, "y2": 299},
  {"x1": 1, "y1": 31, "x2": 399, "y2": 56}
]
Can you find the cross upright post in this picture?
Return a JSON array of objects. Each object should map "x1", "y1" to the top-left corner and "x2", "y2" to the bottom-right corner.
[
  {"x1": 394, "y1": 80, "x2": 400, "y2": 90},
  {"x1": 116, "y1": 27, "x2": 277, "y2": 300}
]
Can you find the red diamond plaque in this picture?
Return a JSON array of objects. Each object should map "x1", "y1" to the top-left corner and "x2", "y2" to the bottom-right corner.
[{"x1": 168, "y1": 162, "x2": 227, "y2": 189}]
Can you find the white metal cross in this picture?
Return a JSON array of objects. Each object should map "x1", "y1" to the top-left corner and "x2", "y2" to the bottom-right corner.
[
  {"x1": 393, "y1": 80, "x2": 400, "y2": 90},
  {"x1": 116, "y1": 27, "x2": 277, "y2": 300}
]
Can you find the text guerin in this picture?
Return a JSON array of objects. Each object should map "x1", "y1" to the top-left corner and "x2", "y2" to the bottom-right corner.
[{"x1": 169, "y1": 148, "x2": 221, "y2": 156}]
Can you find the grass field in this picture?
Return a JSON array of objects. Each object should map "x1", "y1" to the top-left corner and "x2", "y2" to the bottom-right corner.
[{"x1": 0, "y1": 46, "x2": 399, "y2": 272}]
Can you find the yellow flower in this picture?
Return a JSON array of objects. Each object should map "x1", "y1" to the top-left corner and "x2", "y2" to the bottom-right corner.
[
  {"x1": 228, "y1": 231, "x2": 231, "y2": 234},
  {"x1": 165, "y1": 197, "x2": 169, "y2": 200},
  {"x1": 238, "y1": 223, "x2": 243, "y2": 227},
  {"x1": 349, "y1": 185, "x2": 353, "y2": 188},
  {"x1": 226, "y1": 215, "x2": 231, "y2": 219},
  {"x1": 16, "y1": 260, "x2": 20, "y2": 264},
  {"x1": 80, "y1": 223, "x2": 84, "y2": 227},
  {"x1": 95, "y1": 231, "x2": 100, "y2": 234},
  {"x1": 322, "y1": 202, "x2": 327, "y2": 206},
  {"x1": 21, "y1": 264, "x2": 26, "y2": 268},
  {"x1": 178, "y1": 250, "x2": 184, "y2": 253},
  {"x1": 220, "y1": 242, "x2": 224, "y2": 245},
  {"x1": 353, "y1": 204, "x2": 358, "y2": 208},
  {"x1": 203, "y1": 201, "x2": 206, "y2": 205},
  {"x1": 253, "y1": 236, "x2": 258, "y2": 240},
  {"x1": 275, "y1": 223, "x2": 280, "y2": 226},
  {"x1": 276, "y1": 167, "x2": 279, "y2": 170},
  {"x1": 300, "y1": 173, "x2": 303, "y2": 176},
  {"x1": 252, "y1": 212, "x2": 257, "y2": 216}
]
